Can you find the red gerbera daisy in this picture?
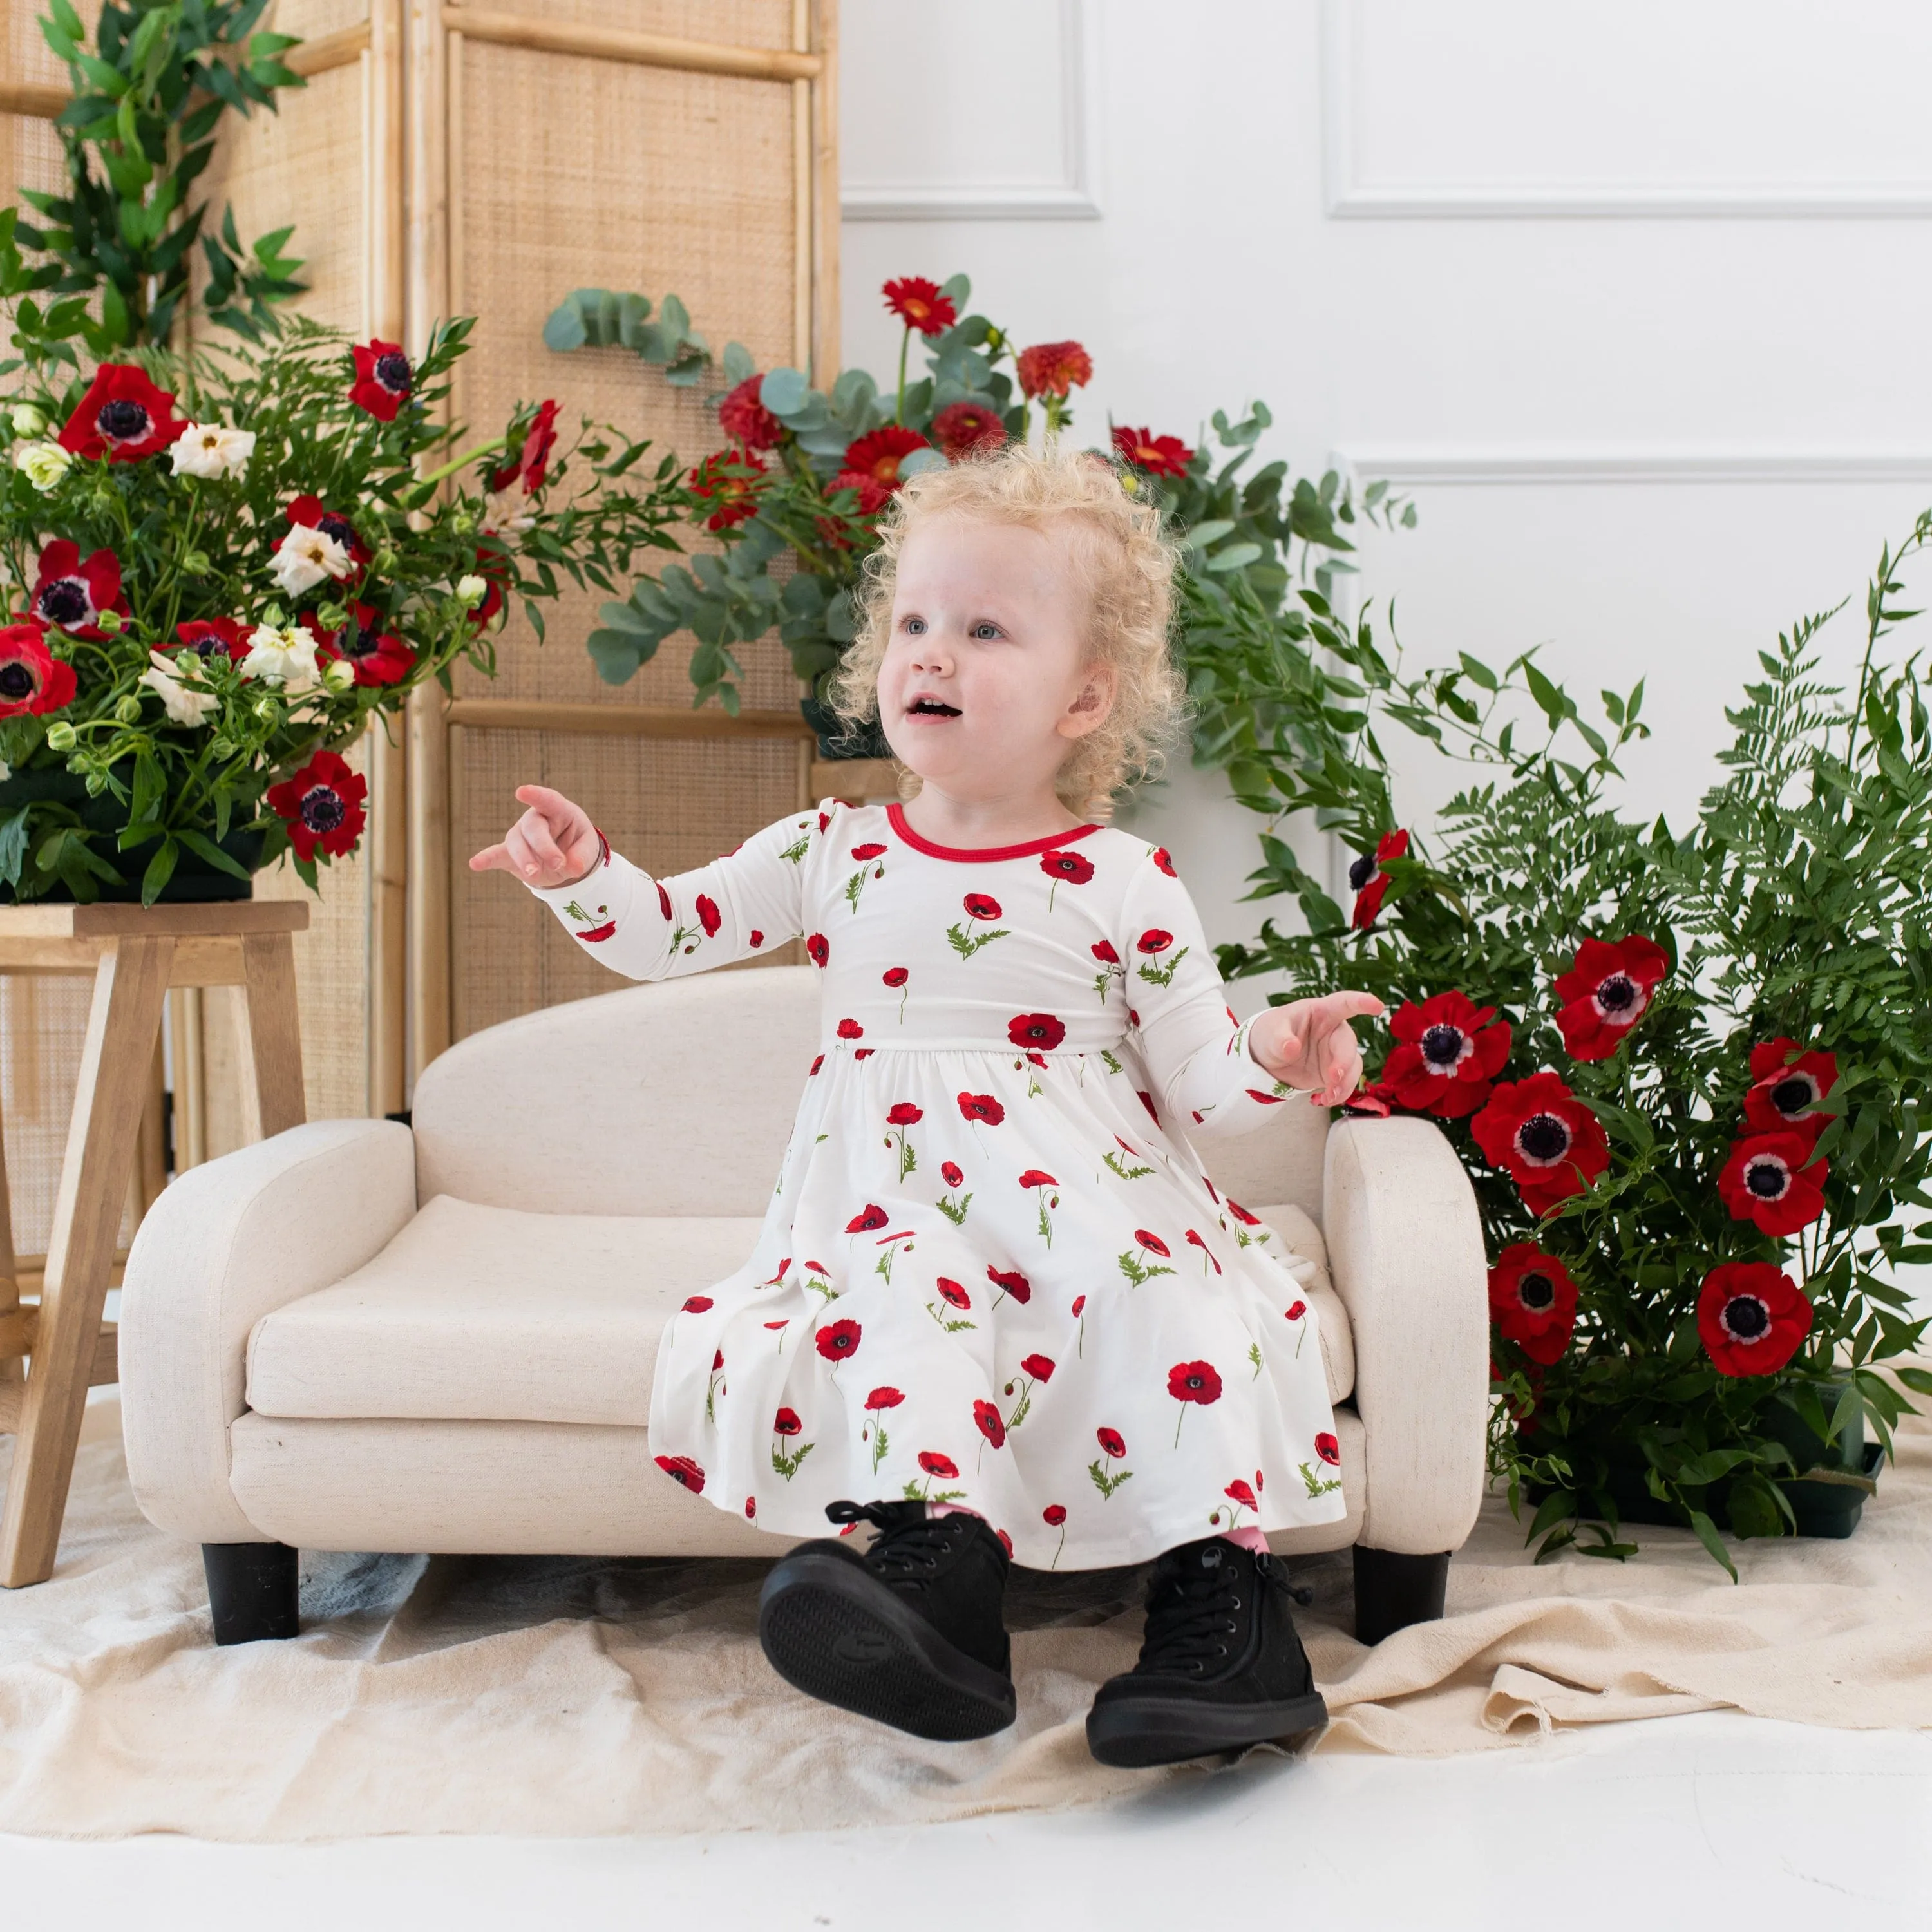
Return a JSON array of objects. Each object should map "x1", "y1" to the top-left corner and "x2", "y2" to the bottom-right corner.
[
  {"x1": 1718, "y1": 1131, "x2": 1828, "y2": 1237},
  {"x1": 1487, "y1": 1244, "x2": 1579, "y2": 1365},
  {"x1": 1744, "y1": 1037, "x2": 1839, "y2": 1140},
  {"x1": 1554, "y1": 935, "x2": 1671, "y2": 1062},
  {"x1": 264, "y1": 750, "x2": 368, "y2": 864},
  {"x1": 840, "y1": 425, "x2": 931, "y2": 490},
  {"x1": 1016, "y1": 340, "x2": 1093, "y2": 399},
  {"x1": 28, "y1": 539, "x2": 127, "y2": 639},
  {"x1": 57, "y1": 363, "x2": 183, "y2": 461},
  {"x1": 1383, "y1": 989, "x2": 1513, "y2": 1119},
  {"x1": 717, "y1": 375, "x2": 785, "y2": 451},
  {"x1": 0, "y1": 623, "x2": 76, "y2": 717},
  {"x1": 1110, "y1": 425, "x2": 1195, "y2": 478},
  {"x1": 1470, "y1": 1072, "x2": 1610, "y2": 1217},
  {"x1": 1697, "y1": 1262, "x2": 1812, "y2": 1377},
  {"x1": 688, "y1": 448, "x2": 768, "y2": 531},
  {"x1": 1349, "y1": 829, "x2": 1410, "y2": 929},
  {"x1": 882, "y1": 276, "x2": 957, "y2": 336},
  {"x1": 348, "y1": 339, "x2": 413, "y2": 421},
  {"x1": 930, "y1": 399, "x2": 1005, "y2": 459}
]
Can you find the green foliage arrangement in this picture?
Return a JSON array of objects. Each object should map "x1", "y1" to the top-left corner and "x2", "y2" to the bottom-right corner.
[{"x1": 1213, "y1": 518, "x2": 1932, "y2": 1573}]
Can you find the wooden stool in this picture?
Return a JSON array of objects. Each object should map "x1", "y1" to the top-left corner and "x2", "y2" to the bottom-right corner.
[{"x1": 0, "y1": 900, "x2": 308, "y2": 1587}]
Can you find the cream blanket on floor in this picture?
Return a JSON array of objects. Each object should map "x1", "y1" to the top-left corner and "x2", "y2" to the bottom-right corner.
[{"x1": 1, "y1": 1395, "x2": 1927, "y2": 1839}]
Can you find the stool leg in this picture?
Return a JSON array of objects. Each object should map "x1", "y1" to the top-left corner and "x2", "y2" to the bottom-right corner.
[
  {"x1": 1353, "y1": 1546, "x2": 1450, "y2": 1645},
  {"x1": 203, "y1": 1541, "x2": 300, "y2": 1644}
]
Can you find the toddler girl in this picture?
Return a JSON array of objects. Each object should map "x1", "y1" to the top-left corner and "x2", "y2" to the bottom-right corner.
[{"x1": 471, "y1": 443, "x2": 1380, "y2": 1765}]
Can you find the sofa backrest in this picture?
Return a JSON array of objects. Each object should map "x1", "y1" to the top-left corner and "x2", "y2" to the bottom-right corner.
[{"x1": 411, "y1": 966, "x2": 1329, "y2": 1221}]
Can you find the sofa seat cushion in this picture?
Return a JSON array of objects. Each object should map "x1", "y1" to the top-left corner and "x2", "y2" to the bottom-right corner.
[
  {"x1": 244, "y1": 1193, "x2": 1356, "y2": 1428},
  {"x1": 245, "y1": 1195, "x2": 762, "y2": 1426}
]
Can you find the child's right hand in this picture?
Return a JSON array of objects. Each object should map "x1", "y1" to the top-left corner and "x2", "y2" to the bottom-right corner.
[{"x1": 468, "y1": 784, "x2": 603, "y2": 888}]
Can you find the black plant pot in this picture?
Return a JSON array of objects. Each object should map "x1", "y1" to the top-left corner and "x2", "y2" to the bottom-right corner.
[
  {"x1": 0, "y1": 766, "x2": 266, "y2": 904},
  {"x1": 799, "y1": 695, "x2": 891, "y2": 762}
]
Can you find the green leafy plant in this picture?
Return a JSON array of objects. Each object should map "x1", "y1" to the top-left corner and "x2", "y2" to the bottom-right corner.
[{"x1": 1215, "y1": 519, "x2": 1932, "y2": 1573}]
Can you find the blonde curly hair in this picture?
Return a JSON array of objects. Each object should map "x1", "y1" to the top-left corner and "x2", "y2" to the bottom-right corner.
[{"x1": 828, "y1": 440, "x2": 1186, "y2": 819}]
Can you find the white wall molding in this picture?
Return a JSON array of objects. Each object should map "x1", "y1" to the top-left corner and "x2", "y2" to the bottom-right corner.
[
  {"x1": 841, "y1": 0, "x2": 1101, "y2": 221},
  {"x1": 1320, "y1": 0, "x2": 1932, "y2": 220},
  {"x1": 1333, "y1": 448, "x2": 1932, "y2": 487}
]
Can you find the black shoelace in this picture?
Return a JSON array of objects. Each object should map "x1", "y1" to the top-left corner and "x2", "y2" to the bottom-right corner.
[
  {"x1": 825, "y1": 1498, "x2": 960, "y2": 1584},
  {"x1": 1136, "y1": 1555, "x2": 1249, "y2": 1677}
]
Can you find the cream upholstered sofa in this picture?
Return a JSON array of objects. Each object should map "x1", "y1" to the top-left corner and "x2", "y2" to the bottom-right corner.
[{"x1": 119, "y1": 967, "x2": 1489, "y2": 1646}]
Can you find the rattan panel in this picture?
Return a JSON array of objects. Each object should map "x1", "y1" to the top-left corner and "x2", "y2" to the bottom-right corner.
[
  {"x1": 456, "y1": 0, "x2": 797, "y2": 53},
  {"x1": 451, "y1": 724, "x2": 806, "y2": 1039}
]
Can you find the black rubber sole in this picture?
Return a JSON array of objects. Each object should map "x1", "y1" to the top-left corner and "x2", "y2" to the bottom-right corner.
[
  {"x1": 1084, "y1": 1687, "x2": 1330, "y2": 1767},
  {"x1": 757, "y1": 1550, "x2": 1017, "y2": 1742}
]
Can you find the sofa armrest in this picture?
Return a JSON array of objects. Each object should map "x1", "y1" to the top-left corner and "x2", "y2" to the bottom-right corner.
[
  {"x1": 120, "y1": 1118, "x2": 417, "y2": 1544},
  {"x1": 1322, "y1": 1115, "x2": 1488, "y2": 1555}
]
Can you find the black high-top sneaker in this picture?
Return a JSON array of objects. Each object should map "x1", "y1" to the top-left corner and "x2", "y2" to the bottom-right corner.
[
  {"x1": 757, "y1": 1499, "x2": 1016, "y2": 1741},
  {"x1": 1085, "y1": 1536, "x2": 1327, "y2": 1766}
]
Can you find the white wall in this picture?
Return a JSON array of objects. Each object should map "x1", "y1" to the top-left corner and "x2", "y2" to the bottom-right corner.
[{"x1": 839, "y1": 0, "x2": 1932, "y2": 973}]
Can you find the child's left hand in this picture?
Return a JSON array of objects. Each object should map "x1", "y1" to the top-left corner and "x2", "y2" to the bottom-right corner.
[{"x1": 1249, "y1": 992, "x2": 1386, "y2": 1107}]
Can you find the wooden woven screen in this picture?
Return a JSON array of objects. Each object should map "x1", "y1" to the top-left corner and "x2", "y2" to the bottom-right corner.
[{"x1": 415, "y1": 0, "x2": 840, "y2": 1070}]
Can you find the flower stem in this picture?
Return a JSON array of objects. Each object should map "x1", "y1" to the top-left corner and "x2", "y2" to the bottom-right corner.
[
  {"x1": 413, "y1": 435, "x2": 508, "y2": 493},
  {"x1": 895, "y1": 327, "x2": 909, "y2": 426}
]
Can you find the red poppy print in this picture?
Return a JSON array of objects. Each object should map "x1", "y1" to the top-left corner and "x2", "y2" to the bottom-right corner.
[
  {"x1": 1019, "y1": 1354, "x2": 1056, "y2": 1383},
  {"x1": 1018, "y1": 1168, "x2": 1061, "y2": 1245},
  {"x1": 883, "y1": 963, "x2": 910, "y2": 1018},
  {"x1": 654, "y1": 1454, "x2": 705, "y2": 1494},
  {"x1": 1137, "y1": 929, "x2": 1173, "y2": 956},
  {"x1": 773, "y1": 1408, "x2": 803, "y2": 1437},
  {"x1": 806, "y1": 933, "x2": 829, "y2": 967},
  {"x1": 1314, "y1": 1432, "x2": 1341, "y2": 1466},
  {"x1": 1008, "y1": 1013, "x2": 1066, "y2": 1052},
  {"x1": 964, "y1": 893, "x2": 1001, "y2": 920},
  {"x1": 1718, "y1": 1131, "x2": 1828, "y2": 1236},
  {"x1": 1349, "y1": 829, "x2": 1410, "y2": 929},
  {"x1": 1697, "y1": 1262, "x2": 1813, "y2": 1377},
  {"x1": 987, "y1": 1265, "x2": 1032, "y2": 1306},
  {"x1": 865, "y1": 1386, "x2": 904, "y2": 1411},
  {"x1": 886, "y1": 1102, "x2": 922, "y2": 1127},
  {"x1": 1185, "y1": 1229, "x2": 1222, "y2": 1275},
  {"x1": 1745, "y1": 1038, "x2": 1839, "y2": 1140},
  {"x1": 695, "y1": 894, "x2": 722, "y2": 938},
  {"x1": 1136, "y1": 1230, "x2": 1170, "y2": 1257},
  {"x1": 1471, "y1": 1073, "x2": 1611, "y2": 1217},
  {"x1": 918, "y1": 1450, "x2": 959, "y2": 1479},
  {"x1": 958, "y1": 1092, "x2": 1006, "y2": 1126},
  {"x1": 815, "y1": 1318, "x2": 862, "y2": 1363},
  {"x1": 1555, "y1": 935, "x2": 1671, "y2": 1062},
  {"x1": 974, "y1": 1399, "x2": 1006, "y2": 1450},
  {"x1": 1092, "y1": 940, "x2": 1119, "y2": 964},
  {"x1": 1225, "y1": 1477, "x2": 1257, "y2": 1510},
  {"x1": 1040, "y1": 847, "x2": 1094, "y2": 909},
  {"x1": 1487, "y1": 1244, "x2": 1579, "y2": 1365},
  {"x1": 1098, "y1": 1426, "x2": 1126, "y2": 1459},
  {"x1": 942, "y1": 1160, "x2": 965, "y2": 1189},
  {"x1": 1137, "y1": 1090, "x2": 1160, "y2": 1124},
  {"x1": 681, "y1": 1295, "x2": 714, "y2": 1313},
  {"x1": 938, "y1": 1277, "x2": 971, "y2": 1311},
  {"x1": 1168, "y1": 1360, "x2": 1222, "y2": 1444},
  {"x1": 1383, "y1": 990, "x2": 1513, "y2": 1119},
  {"x1": 837, "y1": 1018, "x2": 864, "y2": 1040},
  {"x1": 846, "y1": 1204, "x2": 889, "y2": 1234}
]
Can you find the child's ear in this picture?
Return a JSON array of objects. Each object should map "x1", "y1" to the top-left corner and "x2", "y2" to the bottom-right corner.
[{"x1": 1056, "y1": 660, "x2": 1118, "y2": 741}]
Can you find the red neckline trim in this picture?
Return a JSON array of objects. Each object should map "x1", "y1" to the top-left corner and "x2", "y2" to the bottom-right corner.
[{"x1": 887, "y1": 802, "x2": 1101, "y2": 864}]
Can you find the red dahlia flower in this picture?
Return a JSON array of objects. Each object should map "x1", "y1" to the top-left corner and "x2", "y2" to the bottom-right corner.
[
  {"x1": 303, "y1": 603, "x2": 416, "y2": 687},
  {"x1": 930, "y1": 401, "x2": 1005, "y2": 459},
  {"x1": 1349, "y1": 829, "x2": 1410, "y2": 929},
  {"x1": 171, "y1": 616, "x2": 251, "y2": 663},
  {"x1": 493, "y1": 397, "x2": 560, "y2": 493},
  {"x1": 882, "y1": 276, "x2": 957, "y2": 336},
  {"x1": 265, "y1": 750, "x2": 368, "y2": 863},
  {"x1": 1487, "y1": 1244, "x2": 1578, "y2": 1365},
  {"x1": 1554, "y1": 934, "x2": 1670, "y2": 1061},
  {"x1": 688, "y1": 448, "x2": 767, "y2": 530},
  {"x1": 1009, "y1": 1013, "x2": 1066, "y2": 1050},
  {"x1": 1016, "y1": 341, "x2": 1093, "y2": 399},
  {"x1": 840, "y1": 425, "x2": 931, "y2": 490},
  {"x1": 28, "y1": 538, "x2": 126, "y2": 639},
  {"x1": 57, "y1": 363, "x2": 183, "y2": 461},
  {"x1": 827, "y1": 471, "x2": 894, "y2": 516},
  {"x1": 717, "y1": 375, "x2": 785, "y2": 451},
  {"x1": 1110, "y1": 425, "x2": 1195, "y2": 478},
  {"x1": 1383, "y1": 989, "x2": 1512, "y2": 1118},
  {"x1": 1718, "y1": 1131, "x2": 1828, "y2": 1237},
  {"x1": 0, "y1": 623, "x2": 76, "y2": 717},
  {"x1": 1471, "y1": 1072, "x2": 1610, "y2": 1216},
  {"x1": 1745, "y1": 1037, "x2": 1839, "y2": 1139},
  {"x1": 348, "y1": 339, "x2": 413, "y2": 421},
  {"x1": 1697, "y1": 1262, "x2": 1812, "y2": 1377}
]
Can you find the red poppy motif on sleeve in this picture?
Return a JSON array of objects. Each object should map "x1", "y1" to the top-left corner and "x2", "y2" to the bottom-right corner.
[{"x1": 695, "y1": 894, "x2": 722, "y2": 938}]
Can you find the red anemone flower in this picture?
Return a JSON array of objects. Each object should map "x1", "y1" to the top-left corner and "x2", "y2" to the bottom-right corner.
[
  {"x1": 717, "y1": 375, "x2": 785, "y2": 451},
  {"x1": 171, "y1": 616, "x2": 250, "y2": 663},
  {"x1": 28, "y1": 540, "x2": 126, "y2": 639},
  {"x1": 1016, "y1": 341, "x2": 1093, "y2": 399},
  {"x1": 815, "y1": 1318, "x2": 863, "y2": 1361},
  {"x1": 840, "y1": 425, "x2": 931, "y2": 490},
  {"x1": 1554, "y1": 936, "x2": 1671, "y2": 1062},
  {"x1": 1718, "y1": 1131, "x2": 1828, "y2": 1237},
  {"x1": 57, "y1": 363, "x2": 183, "y2": 460},
  {"x1": 493, "y1": 397, "x2": 560, "y2": 493},
  {"x1": 1009, "y1": 1014, "x2": 1066, "y2": 1051},
  {"x1": 958, "y1": 1092, "x2": 1005, "y2": 1126},
  {"x1": 287, "y1": 494, "x2": 370, "y2": 569},
  {"x1": 1383, "y1": 990, "x2": 1513, "y2": 1119},
  {"x1": 1697, "y1": 1262, "x2": 1813, "y2": 1377},
  {"x1": 265, "y1": 750, "x2": 368, "y2": 863},
  {"x1": 348, "y1": 339, "x2": 413, "y2": 421},
  {"x1": 467, "y1": 543, "x2": 510, "y2": 632},
  {"x1": 0, "y1": 623, "x2": 76, "y2": 717},
  {"x1": 1487, "y1": 1244, "x2": 1579, "y2": 1365},
  {"x1": 1745, "y1": 1038, "x2": 1839, "y2": 1140},
  {"x1": 1349, "y1": 829, "x2": 1410, "y2": 929},
  {"x1": 1471, "y1": 1072, "x2": 1611, "y2": 1216},
  {"x1": 931, "y1": 400, "x2": 1005, "y2": 459},
  {"x1": 882, "y1": 276, "x2": 957, "y2": 336},
  {"x1": 303, "y1": 603, "x2": 416, "y2": 687},
  {"x1": 1110, "y1": 425, "x2": 1195, "y2": 478},
  {"x1": 1151, "y1": 846, "x2": 1178, "y2": 877},
  {"x1": 974, "y1": 1399, "x2": 1005, "y2": 1448},
  {"x1": 987, "y1": 1265, "x2": 1031, "y2": 1304},
  {"x1": 688, "y1": 448, "x2": 768, "y2": 530}
]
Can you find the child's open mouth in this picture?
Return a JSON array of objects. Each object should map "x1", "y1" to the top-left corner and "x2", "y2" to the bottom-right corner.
[{"x1": 906, "y1": 698, "x2": 961, "y2": 718}]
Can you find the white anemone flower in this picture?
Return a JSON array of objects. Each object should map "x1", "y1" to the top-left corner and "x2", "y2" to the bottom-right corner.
[
  {"x1": 140, "y1": 650, "x2": 220, "y2": 728},
  {"x1": 170, "y1": 421, "x2": 256, "y2": 481},
  {"x1": 240, "y1": 621, "x2": 321, "y2": 694},
  {"x1": 480, "y1": 489, "x2": 535, "y2": 538},
  {"x1": 12, "y1": 440, "x2": 73, "y2": 491},
  {"x1": 456, "y1": 573, "x2": 488, "y2": 605},
  {"x1": 269, "y1": 523, "x2": 351, "y2": 598}
]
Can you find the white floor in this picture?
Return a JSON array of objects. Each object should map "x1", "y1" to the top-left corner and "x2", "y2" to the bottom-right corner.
[{"x1": 8, "y1": 1711, "x2": 1931, "y2": 1931}]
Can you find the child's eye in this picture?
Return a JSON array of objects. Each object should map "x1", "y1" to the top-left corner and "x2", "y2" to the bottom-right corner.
[
  {"x1": 969, "y1": 621, "x2": 1003, "y2": 641},
  {"x1": 902, "y1": 616, "x2": 926, "y2": 636}
]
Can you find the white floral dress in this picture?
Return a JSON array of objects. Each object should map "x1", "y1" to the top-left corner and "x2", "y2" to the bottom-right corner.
[{"x1": 530, "y1": 801, "x2": 1345, "y2": 1569}]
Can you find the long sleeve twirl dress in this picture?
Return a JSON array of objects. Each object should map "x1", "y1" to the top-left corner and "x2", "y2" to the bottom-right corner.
[{"x1": 529, "y1": 800, "x2": 1346, "y2": 1569}]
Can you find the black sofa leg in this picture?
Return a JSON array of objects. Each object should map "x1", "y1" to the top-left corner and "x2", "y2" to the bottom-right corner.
[
  {"x1": 202, "y1": 1541, "x2": 300, "y2": 1645},
  {"x1": 1353, "y1": 1546, "x2": 1449, "y2": 1645}
]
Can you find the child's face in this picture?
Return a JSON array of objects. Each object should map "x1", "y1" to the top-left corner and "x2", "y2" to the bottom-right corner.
[{"x1": 876, "y1": 515, "x2": 1114, "y2": 804}]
